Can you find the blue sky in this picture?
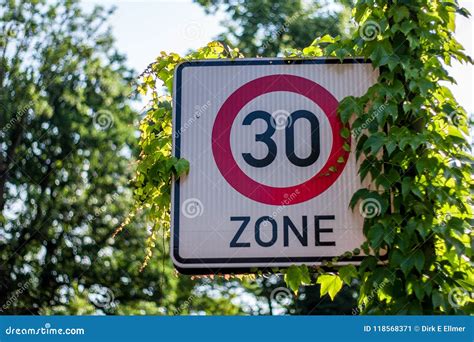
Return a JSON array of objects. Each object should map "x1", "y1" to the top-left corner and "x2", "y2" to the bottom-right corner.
[
  {"x1": 82, "y1": 0, "x2": 224, "y2": 72},
  {"x1": 81, "y1": 0, "x2": 473, "y2": 114}
]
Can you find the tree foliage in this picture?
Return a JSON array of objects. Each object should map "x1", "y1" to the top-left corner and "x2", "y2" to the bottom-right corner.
[
  {"x1": 195, "y1": 0, "x2": 353, "y2": 56},
  {"x1": 0, "y1": 0, "x2": 241, "y2": 315},
  {"x1": 134, "y1": 0, "x2": 473, "y2": 315},
  {"x1": 0, "y1": 0, "x2": 158, "y2": 314}
]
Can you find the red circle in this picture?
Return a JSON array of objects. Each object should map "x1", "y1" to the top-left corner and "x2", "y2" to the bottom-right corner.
[{"x1": 212, "y1": 74, "x2": 349, "y2": 205}]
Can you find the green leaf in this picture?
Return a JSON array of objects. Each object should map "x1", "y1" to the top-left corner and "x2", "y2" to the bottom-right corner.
[
  {"x1": 413, "y1": 249, "x2": 425, "y2": 272},
  {"x1": 401, "y1": 255, "x2": 415, "y2": 275},
  {"x1": 388, "y1": 80, "x2": 405, "y2": 97},
  {"x1": 432, "y1": 291, "x2": 445, "y2": 309},
  {"x1": 338, "y1": 97, "x2": 361, "y2": 123},
  {"x1": 313, "y1": 34, "x2": 335, "y2": 44},
  {"x1": 284, "y1": 265, "x2": 311, "y2": 293},
  {"x1": 285, "y1": 266, "x2": 301, "y2": 292},
  {"x1": 390, "y1": 249, "x2": 405, "y2": 266},
  {"x1": 360, "y1": 256, "x2": 378, "y2": 273},
  {"x1": 393, "y1": 6, "x2": 410, "y2": 23},
  {"x1": 173, "y1": 158, "x2": 190, "y2": 176},
  {"x1": 369, "y1": 40, "x2": 393, "y2": 67},
  {"x1": 387, "y1": 55, "x2": 401, "y2": 71},
  {"x1": 317, "y1": 274, "x2": 343, "y2": 300},
  {"x1": 400, "y1": 20, "x2": 416, "y2": 34},
  {"x1": 349, "y1": 188, "x2": 370, "y2": 209},
  {"x1": 339, "y1": 265, "x2": 357, "y2": 285},
  {"x1": 414, "y1": 282, "x2": 425, "y2": 300},
  {"x1": 401, "y1": 177, "x2": 411, "y2": 199},
  {"x1": 363, "y1": 132, "x2": 386, "y2": 154},
  {"x1": 447, "y1": 126, "x2": 465, "y2": 140},
  {"x1": 368, "y1": 223, "x2": 385, "y2": 248},
  {"x1": 340, "y1": 127, "x2": 350, "y2": 138},
  {"x1": 409, "y1": 79, "x2": 433, "y2": 95}
]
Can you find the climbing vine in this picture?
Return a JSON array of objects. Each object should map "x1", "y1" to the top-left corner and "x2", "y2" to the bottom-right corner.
[
  {"x1": 129, "y1": 0, "x2": 473, "y2": 314},
  {"x1": 322, "y1": 0, "x2": 473, "y2": 314},
  {"x1": 120, "y1": 44, "x2": 242, "y2": 268}
]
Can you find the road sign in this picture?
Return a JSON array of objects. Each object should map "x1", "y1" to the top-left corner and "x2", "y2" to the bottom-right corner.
[{"x1": 172, "y1": 58, "x2": 378, "y2": 272}]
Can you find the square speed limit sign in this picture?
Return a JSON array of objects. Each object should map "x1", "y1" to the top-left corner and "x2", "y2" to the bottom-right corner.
[{"x1": 171, "y1": 58, "x2": 378, "y2": 272}]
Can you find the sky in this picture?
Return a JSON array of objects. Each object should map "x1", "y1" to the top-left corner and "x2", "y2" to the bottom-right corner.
[
  {"x1": 81, "y1": 0, "x2": 224, "y2": 72},
  {"x1": 445, "y1": 1, "x2": 474, "y2": 115},
  {"x1": 81, "y1": 0, "x2": 473, "y2": 114}
]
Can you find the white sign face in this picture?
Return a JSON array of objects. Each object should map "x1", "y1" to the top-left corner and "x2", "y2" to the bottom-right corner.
[{"x1": 172, "y1": 59, "x2": 378, "y2": 272}]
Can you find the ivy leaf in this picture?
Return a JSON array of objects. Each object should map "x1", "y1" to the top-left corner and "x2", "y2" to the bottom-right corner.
[
  {"x1": 338, "y1": 97, "x2": 361, "y2": 123},
  {"x1": 340, "y1": 127, "x2": 350, "y2": 139},
  {"x1": 386, "y1": 55, "x2": 401, "y2": 71},
  {"x1": 363, "y1": 132, "x2": 386, "y2": 154},
  {"x1": 360, "y1": 256, "x2": 378, "y2": 273},
  {"x1": 447, "y1": 126, "x2": 465, "y2": 141},
  {"x1": 389, "y1": 80, "x2": 406, "y2": 97},
  {"x1": 285, "y1": 266, "x2": 300, "y2": 293},
  {"x1": 368, "y1": 223, "x2": 385, "y2": 248},
  {"x1": 173, "y1": 158, "x2": 190, "y2": 176},
  {"x1": 432, "y1": 291, "x2": 445, "y2": 309},
  {"x1": 349, "y1": 188, "x2": 370, "y2": 209},
  {"x1": 317, "y1": 274, "x2": 343, "y2": 300},
  {"x1": 401, "y1": 177, "x2": 412, "y2": 199},
  {"x1": 383, "y1": 103, "x2": 398, "y2": 123},
  {"x1": 284, "y1": 265, "x2": 311, "y2": 293},
  {"x1": 390, "y1": 249, "x2": 405, "y2": 267},
  {"x1": 312, "y1": 34, "x2": 335, "y2": 45},
  {"x1": 300, "y1": 265, "x2": 312, "y2": 284},
  {"x1": 409, "y1": 79, "x2": 433, "y2": 96},
  {"x1": 339, "y1": 265, "x2": 357, "y2": 285},
  {"x1": 393, "y1": 6, "x2": 410, "y2": 22},
  {"x1": 413, "y1": 282, "x2": 425, "y2": 301},
  {"x1": 335, "y1": 47, "x2": 350, "y2": 61},
  {"x1": 414, "y1": 249, "x2": 425, "y2": 272},
  {"x1": 400, "y1": 20, "x2": 416, "y2": 34},
  {"x1": 370, "y1": 40, "x2": 393, "y2": 67},
  {"x1": 401, "y1": 255, "x2": 415, "y2": 275}
]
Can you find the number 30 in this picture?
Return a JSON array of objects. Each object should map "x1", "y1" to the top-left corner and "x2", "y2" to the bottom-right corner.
[{"x1": 242, "y1": 110, "x2": 320, "y2": 168}]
